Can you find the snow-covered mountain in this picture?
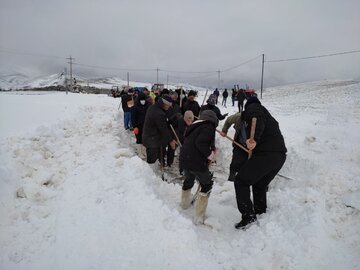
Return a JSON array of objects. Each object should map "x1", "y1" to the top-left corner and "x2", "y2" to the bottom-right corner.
[
  {"x1": 0, "y1": 72, "x2": 66, "y2": 90},
  {"x1": 0, "y1": 72, "x2": 209, "y2": 92}
]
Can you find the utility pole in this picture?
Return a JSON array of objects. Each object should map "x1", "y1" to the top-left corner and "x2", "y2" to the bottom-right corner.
[
  {"x1": 64, "y1": 67, "x2": 68, "y2": 94},
  {"x1": 156, "y1": 67, "x2": 159, "y2": 84},
  {"x1": 66, "y1": 56, "x2": 75, "y2": 93},
  {"x1": 260, "y1": 54, "x2": 265, "y2": 99},
  {"x1": 166, "y1": 74, "x2": 169, "y2": 88},
  {"x1": 217, "y1": 69, "x2": 221, "y2": 90},
  {"x1": 127, "y1": 72, "x2": 129, "y2": 87}
]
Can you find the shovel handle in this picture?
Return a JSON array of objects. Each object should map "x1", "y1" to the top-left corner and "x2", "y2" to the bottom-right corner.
[{"x1": 248, "y1": 117, "x2": 257, "y2": 159}]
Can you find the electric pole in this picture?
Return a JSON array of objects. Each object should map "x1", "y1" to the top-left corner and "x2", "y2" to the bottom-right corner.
[
  {"x1": 66, "y1": 56, "x2": 75, "y2": 93},
  {"x1": 217, "y1": 69, "x2": 221, "y2": 89},
  {"x1": 156, "y1": 67, "x2": 159, "y2": 84},
  {"x1": 64, "y1": 67, "x2": 68, "y2": 94},
  {"x1": 260, "y1": 54, "x2": 265, "y2": 99},
  {"x1": 166, "y1": 74, "x2": 169, "y2": 88}
]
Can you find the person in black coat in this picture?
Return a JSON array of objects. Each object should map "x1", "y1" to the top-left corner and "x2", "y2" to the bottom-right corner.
[
  {"x1": 231, "y1": 88, "x2": 237, "y2": 106},
  {"x1": 179, "y1": 110, "x2": 218, "y2": 224},
  {"x1": 213, "y1": 88, "x2": 220, "y2": 104},
  {"x1": 167, "y1": 110, "x2": 194, "y2": 171},
  {"x1": 162, "y1": 91, "x2": 183, "y2": 167},
  {"x1": 200, "y1": 94, "x2": 228, "y2": 121},
  {"x1": 142, "y1": 95, "x2": 177, "y2": 164},
  {"x1": 237, "y1": 89, "x2": 246, "y2": 112},
  {"x1": 233, "y1": 97, "x2": 287, "y2": 229},
  {"x1": 131, "y1": 92, "x2": 150, "y2": 158},
  {"x1": 182, "y1": 90, "x2": 201, "y2": 118},
  {"x1": 222, "y1": 88, "x2": 228, "y2": 107}
]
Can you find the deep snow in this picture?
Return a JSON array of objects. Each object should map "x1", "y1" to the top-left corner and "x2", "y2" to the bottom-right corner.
[{"x1": 0, "y1": 80, "x2": 359, "y2": 270}]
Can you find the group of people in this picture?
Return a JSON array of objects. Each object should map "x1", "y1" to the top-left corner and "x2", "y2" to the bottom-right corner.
[
  {"x1": 120, "y1": 86, "x2": 287, "y2": 230},
  {"x1": 212, "y1": 87, "x2": 248, "y2": 112}
]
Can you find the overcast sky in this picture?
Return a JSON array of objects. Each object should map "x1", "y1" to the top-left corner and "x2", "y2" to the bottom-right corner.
[{"x1": 1, "y1": 0, "x2": 360, "y2": 88}]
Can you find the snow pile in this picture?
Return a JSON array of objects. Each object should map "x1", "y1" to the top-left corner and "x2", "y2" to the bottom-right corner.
[{"x1": 0, "y1": 80, "x2": 359, "y2": 269}]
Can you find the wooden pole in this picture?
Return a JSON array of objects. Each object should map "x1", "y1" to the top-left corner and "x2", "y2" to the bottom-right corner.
[
  {"x1": 215, "y1": 129, "x2": 249, "y2": 153},
  {"x1": 248, "y1": 117, "x2": 257, "y2": 159},
  {"x1": 201, "y1": 89, "x2": 209, "y2": 106},
  {"x1": 170, "y1": 124, "x2": 182, "y2": 147}
]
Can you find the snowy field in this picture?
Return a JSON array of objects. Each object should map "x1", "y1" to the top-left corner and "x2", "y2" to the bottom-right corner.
[{"x1": 0, "y1": 81, "x2": 359, "y2": 270}]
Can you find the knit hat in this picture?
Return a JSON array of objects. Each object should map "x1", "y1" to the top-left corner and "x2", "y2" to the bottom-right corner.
[
  {"x1": 169, "y1": 91, "x2": 178, "y2": 100},
  {"x1": 161, "y1": 88, "x2": 170, "y2": 95},
  {"x1": 207, "y1": 94, "x2": 217, "y2": 105},
  {"x1": 188, "y1": 90, "x2": 196, "y2": 97},
  {"x1": 200, "y1": 110, "x2": 218, "y2": 127},
  {"x1": 184, "y1": 110, "x2": 194, "y2": 122},
  {"x1": 161, "y1": 94, "x2": 173, "y2": 106}
]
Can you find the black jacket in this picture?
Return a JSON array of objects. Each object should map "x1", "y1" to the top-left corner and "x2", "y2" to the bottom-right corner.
[
  {"x1": 121, "y1": 93, "x2": 134, "y2": 112},
  {"x1": 168, "y1": 113, "x2": 187, "y2": 144},
  {"x1": 237, "y1": 91, "x2": 246, "y2": 102},
  {"x1": 131, "y1": 99, "x2": 150, "y2": 129},
  {"x1": 241, "y1": 102, "x2": 287, "y2": 153},
  {"x1": 223, "y1": 90, "x2": 228, "y2": 98},
  {"x1": 179, "y1": 120, "x2": 216, "y2": 171},
  {"x1": 200, "y1": 104, "x2": 226, "y2": 120},
  {"x1": 142, "y1": 100, "x2": 173, "y2": 148},
  {"x1": 182, "y1": 100, "x2": 201, "y2": 117}
]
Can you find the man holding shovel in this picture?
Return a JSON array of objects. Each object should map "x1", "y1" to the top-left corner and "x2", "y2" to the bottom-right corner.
[{"x1": 232, "y1": 96, "x2": 287, "y2": 229}]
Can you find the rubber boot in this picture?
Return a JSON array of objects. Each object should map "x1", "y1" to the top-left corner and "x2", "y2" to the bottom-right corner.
[
  {"x1": 180, "y1": 189, "x2": 192, "y2": 209},
  {"x1": 194, "y1": 192, "x2": 210, "y2": 224}
]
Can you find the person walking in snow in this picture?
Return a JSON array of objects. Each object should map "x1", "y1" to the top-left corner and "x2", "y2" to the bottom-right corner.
[
  {"x1": 222, "y1": 88, "x2": 228, "y2": 107},
  {"x1": 131, "y1": 92, "x2": 150, "y2": 159},
  {"x1": 237, "y1": 89, "x2": 246, "y2": 112},
  {"x1": 213, "y1": 88, "x2": 220, "y2": 104},
  {"x1": 120, "y1": 88, "x2": 135, "y2": 130},
  {"x1": 232, "y1": 96, "x2": 287, "y2": 229},
  {"x1": 179, "y1": 110, "x2": 218, "y2": 225},
  {"x1": 142, "y1": 95, "x2": 177, "y2": 165}
]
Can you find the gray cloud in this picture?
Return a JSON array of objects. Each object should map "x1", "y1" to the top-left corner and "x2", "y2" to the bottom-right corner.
[{"x1": 1, "y1": 0, "x2": 360, "y2": 88}]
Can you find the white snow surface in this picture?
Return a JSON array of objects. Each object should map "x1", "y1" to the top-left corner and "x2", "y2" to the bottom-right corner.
[{"x1": 0, "y1": 80, "x2": 359, "y2": 269}]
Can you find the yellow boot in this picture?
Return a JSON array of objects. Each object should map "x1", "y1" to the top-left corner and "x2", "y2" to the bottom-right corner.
[
  {"x1": 194, "y1": 192, "x2": 210, "y2": 224},
  {"x1": 180, "y1": 189, "x2": 192, "y2": 209}
]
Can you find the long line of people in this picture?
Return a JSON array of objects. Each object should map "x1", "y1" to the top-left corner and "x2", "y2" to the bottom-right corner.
[{"x1": 119, "y1": 87, "x2": 286, "y2": 230}]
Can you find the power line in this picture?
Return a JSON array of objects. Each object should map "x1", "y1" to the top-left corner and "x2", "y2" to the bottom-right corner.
[
  {"x1": 266, "y1": 49, "x2": 360, "y2": 63},
  {"x1": 160, "y1": 68, "x2": 217, "y2": 74},
  {"x1": 221, "y1": 55, "x2": 262, "y2": 72},
  {"x1": 72, "y1": 62, "x2": 157, "y2": 72}
]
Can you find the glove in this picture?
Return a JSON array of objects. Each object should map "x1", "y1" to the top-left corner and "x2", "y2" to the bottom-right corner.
[
  {"x1": 207, "y1": 150, "x2": 216, "y2": 162},
  {"x1": 133, "y1": 127, "x2": 139, "y2": 135},
  {"x1": 223, "y1": 113, "x2": 228, "y2": 118}
]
